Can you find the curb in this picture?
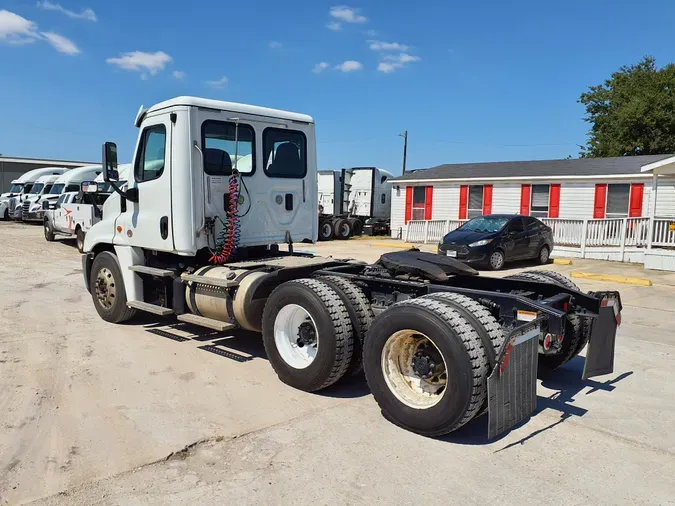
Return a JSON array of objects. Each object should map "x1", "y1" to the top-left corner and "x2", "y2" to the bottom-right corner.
[
  {"x1": 369, "y1": 242, "x2": 416, "y2": 249},
  {"x1": 552, "y1": 259, "x2": 573, "y2": 265},
  {"x1": 570, "y1": 272, "x2": 653, "y2": 286}
]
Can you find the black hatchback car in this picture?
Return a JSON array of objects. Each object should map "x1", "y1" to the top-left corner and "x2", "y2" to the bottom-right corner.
[{"x1": 437, "y1": 214, "x2": 554, "y2": 270}]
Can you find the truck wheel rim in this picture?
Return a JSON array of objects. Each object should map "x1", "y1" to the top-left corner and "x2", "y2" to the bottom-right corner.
[
  {"x1": 341, "y1": 224, "x2": 350, "y2": 237},
  {"x1": 381, "y1": 330, "x2": 448, "y2": 409},
  {"x1": 490, "y1": 252, "x2": 503, "y2": 269},
  {"x1": 77, "y1": 233, "x2": 83, "y2": 250},
  {"x1": 322, "y1": 223, "x2": 332, "y2": 238},
  {"x1": 95, "y1": 267, "x2": 117, "y2": 310},
  {"x1": 274, "y1": 304, "x2": 319, "y2": 369}
]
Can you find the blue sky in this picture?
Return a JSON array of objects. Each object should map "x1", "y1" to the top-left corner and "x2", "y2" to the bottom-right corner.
[{"x1": 1, "y1": 0, "x2": 674, "y2": 175}]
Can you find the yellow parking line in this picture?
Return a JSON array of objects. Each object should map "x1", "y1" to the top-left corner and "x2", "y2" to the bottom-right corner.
[
  {"x1": 552, "y1": 258, "x2": 573, "y2": 265},
  {"x1": 369, "y1": 241, "x2": 417, "y2": 249},
  {"x1": 570, "y1": 272, "x2": 652, "y2": 286}
]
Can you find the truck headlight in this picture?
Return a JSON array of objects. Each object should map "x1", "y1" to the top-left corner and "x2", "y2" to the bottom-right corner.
[{"x1": 469, "y1": 239, "x2": 493, "y2": 247}]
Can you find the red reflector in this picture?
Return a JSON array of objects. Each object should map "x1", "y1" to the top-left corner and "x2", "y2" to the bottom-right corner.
[
  {"x1": 556, "y1": 333, "x2": 564, "y2": 343},
  {"x1": 563, "y1": 302, "x2": 569, "y2": 312},
  {"x1": 543, "y1": 333, "x2": 552, "y2": 350},
  {"x1": 499, "y1": 343, "x2": 513, "y2": 374}
]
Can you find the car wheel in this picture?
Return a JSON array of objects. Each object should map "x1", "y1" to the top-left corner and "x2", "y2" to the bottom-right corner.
[
  {"x1": 537, "y1": 245, "x2": 550, "y2": 265},
  {"x1": 488, "y1": 250, "x2": 505, "y2": 270}
]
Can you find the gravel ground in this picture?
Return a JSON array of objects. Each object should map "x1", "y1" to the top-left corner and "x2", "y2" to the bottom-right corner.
[{"x1": 1, "y1": 223, "x2": 674, "y2": 506}]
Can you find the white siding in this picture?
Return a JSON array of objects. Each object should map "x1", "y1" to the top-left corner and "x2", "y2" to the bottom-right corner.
[
  {"x1": 491, "y1": 183, "x2": 521, "y2": 214},
  {"x1": 432, "y1": 184, "x2": 460, "y2": 220},
  {"x1": 559, "y1": 182, "x2": 595, "y2": 219},
  {"x1": 644, "y1": 180, "x2": 675, "y2": 217},
  {"x1": 390, "y1": 185, "x2": 406, "y2": 238}
]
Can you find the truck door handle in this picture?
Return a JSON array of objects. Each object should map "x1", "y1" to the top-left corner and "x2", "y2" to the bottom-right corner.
[
  {"x1": 285, "y1": 193, "x2": 293, "y2": 211},
  {"x1": 160, "y1": 216, "x2": 168, "y2": 239}
]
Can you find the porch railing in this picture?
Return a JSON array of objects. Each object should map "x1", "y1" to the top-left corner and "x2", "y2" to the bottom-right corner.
[{"x1": 404, "y1": 216, "x2": 675, "y2": 260}]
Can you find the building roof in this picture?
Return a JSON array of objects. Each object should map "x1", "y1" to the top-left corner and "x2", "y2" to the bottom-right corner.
[
  {"x1": 146, "y1": 96, "x2": 314, "y2": 124},
  {"x1": 392, "y1": 154, "x2": 674, "y2": 183},
  {"x1": 0, "y1": 156, "x2": 95, "y2": 166}
]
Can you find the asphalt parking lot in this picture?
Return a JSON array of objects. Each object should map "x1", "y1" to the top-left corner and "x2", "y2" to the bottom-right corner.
[{"x1": 1, "y1": 223, "x2": 674, "y2": 505}]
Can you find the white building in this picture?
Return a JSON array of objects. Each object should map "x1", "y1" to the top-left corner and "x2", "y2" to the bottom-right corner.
[
  {"x1": 390, "y1": 154, "x2": 675, "y2": 235},
  {"x1": 389, "y1": 155, "x2": 675, "y2": 270}
]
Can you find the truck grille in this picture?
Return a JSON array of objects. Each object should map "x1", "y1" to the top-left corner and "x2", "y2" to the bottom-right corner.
[
  {"x1": 22, "y1": 200, "x2": 30, "y2": 215},
  {"x1": 8, "y1": 199, "x2": 16, "y2": 213}
]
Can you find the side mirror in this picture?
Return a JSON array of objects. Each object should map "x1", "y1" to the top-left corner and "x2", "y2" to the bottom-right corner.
[
  {"x1": 81, "y1": 181, "x2": 99, "y2": 193},
  {"x1": 102, "y1": 142, "x2": 119, "y2": 182},
  {"x1": 42, "y1": 200, "x2": 50, "y2": 210}
]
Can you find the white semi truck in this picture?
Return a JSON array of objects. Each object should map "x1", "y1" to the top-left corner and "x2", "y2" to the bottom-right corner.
[
  {"x1": 317, "y1": 167, "x2": 393, "y2": 240},
  {"x1": 15, "y1": 174, "x2": 63, "y2": 222},
  {"x1": 81, "y1": 96, "x2": 622, "y2": 438},
  {"x1": 19, "y1": 165, "x2": 102, "y2": 223},
  {"x1": 0, "y1": 167, "x2": 69, "y2": 221},
  {"x1": 44, "y1": 164, "x2": 130, "y2": 252}
]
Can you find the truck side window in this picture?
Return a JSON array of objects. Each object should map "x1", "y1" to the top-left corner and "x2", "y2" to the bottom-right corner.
[
  {"x1": 263, "y1": 128, "x2": 307, "y2": 178},
  {"x1": 381, "y1": 193, "x2": 386, "y2": 204},
  {"x1": 202, "y1": 121, "x2": 255, "y2": 175},
  {"x1": 135, "y1": 125, "x2": 166, "y2": 182},
  {"x1": 65, "y1": 184, "x2": 80, "y2": 192}
]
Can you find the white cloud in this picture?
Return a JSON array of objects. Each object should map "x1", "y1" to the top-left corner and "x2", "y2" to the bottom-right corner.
[
  {"x1": 0, "y1": 10, "x2": 40, "y2": 45},
  {"x1": 313, "y1": 61, "x2": 330, "y2": 73},
  {"x1": 326, "y1": 21, "x2": 341, "y2": 31},
  {"x1": 106, "y1": 51, "x2": 172, "y2": 76},
  {"x1": 268, "y1": 40, "x2": 282, "y2": 49},
  {"x1": 330, "y1": 6, "x2": 367, "y2": 23},
  {"x1": 37, "y1": 1, "x2": 97, "y2": 22},
  {"x1": 206, "y1": 76, "x2": 228, "y2": 88},
  {"x1": 41, "y1": 31, "x2": 80, "y2": 54},
  {"x1": 378, "y1": 53, "x2": 421, "y2": 73},
  {"x1": 368, "y1": 40, "x2": 409, "y2": 52},
  {"x1": 172, "y1": 70, "x2": 186, "y2": 79},
  {"x1": 335, "y1": 60, "x2": 362, "y2": 72},
  {"x1": 365, "y1": 29, "x2": 378, "y2": 37}
]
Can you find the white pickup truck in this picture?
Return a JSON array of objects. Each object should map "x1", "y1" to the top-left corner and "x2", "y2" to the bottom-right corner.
[{"x1": 44, "y1": 164, "x2": 129, "y2": 252}]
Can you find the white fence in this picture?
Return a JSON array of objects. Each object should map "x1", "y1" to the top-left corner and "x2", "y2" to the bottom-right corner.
[{"x1": 404, "y1": 216, "x2": 675, "y2": 264}]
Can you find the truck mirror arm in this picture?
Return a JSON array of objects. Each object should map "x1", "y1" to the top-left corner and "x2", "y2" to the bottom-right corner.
[{"x1": 109, "y1": 181, "x2": 138, "y2": 203}]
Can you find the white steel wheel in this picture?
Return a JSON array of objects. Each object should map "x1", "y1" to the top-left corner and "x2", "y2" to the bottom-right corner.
[
  {"x1": 273, "y1": 304, "x2": 319, "y2": 369},
  {"x1": 539, "y1": 246, "x2": 550, "y2": 264},
  {"x1": 381, "y1": 330, "x2": 448, "y2": 409}
]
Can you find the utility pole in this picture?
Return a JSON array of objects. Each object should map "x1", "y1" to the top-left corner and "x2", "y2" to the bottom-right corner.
[{"x1": 398, "y1": 131, "x2": 408, "y2": 175}]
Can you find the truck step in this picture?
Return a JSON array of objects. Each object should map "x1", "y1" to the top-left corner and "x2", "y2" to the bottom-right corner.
[
  {"x1": 129, "y1": 265, "x2": 175, "y2": 277},
  {"x1": 176, "y1": 313, "x2": 236, "y2": 332},
  {"x1": 127, "y1": 300, "x2": 174, "y2": 316},
  {"x1": 181, "y1": 273, "x2": 239, "y2": 288}
]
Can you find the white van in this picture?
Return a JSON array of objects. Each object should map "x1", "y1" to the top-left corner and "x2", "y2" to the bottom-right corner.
[
  {"x1": 44, "y1": 164, "x2": 129, "y2": 252},
  {"x1": 0, "y1": 167, "x2": 70, "y2": 220},
  {"x1": 22, "y1": 165, "x2": 102, "y2": 222}
]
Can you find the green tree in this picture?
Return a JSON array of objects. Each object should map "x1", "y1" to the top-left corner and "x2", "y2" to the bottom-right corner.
[{"x1": 579, "y1": 56, "x2": 675, "y2": 157}]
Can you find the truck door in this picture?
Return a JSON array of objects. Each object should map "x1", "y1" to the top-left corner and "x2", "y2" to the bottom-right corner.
[
  {"x1": 123, "y1": 117, "x2": 173, "y2": 250},
  {"x1": 53, "y1": 193, "x2": 71, "y2": 232}
]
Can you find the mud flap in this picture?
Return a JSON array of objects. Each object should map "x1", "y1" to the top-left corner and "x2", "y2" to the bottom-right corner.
[
  {"x1": 487, "y1": 320, "x2": 542, "y2": 440},
  {"x1": 582, "y1": 304, "x2": 618, "y2": 380}
]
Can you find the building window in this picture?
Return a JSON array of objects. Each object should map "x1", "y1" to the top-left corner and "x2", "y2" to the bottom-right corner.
[
  {"x1": 530, "y1": 184, "x2": 550, "y2": 218},
  {"x1": 606, "y1": 183, "x2": 630, "y2": 218},
  {"x1": 468, "y1": 185, "x2": 483, "y2": 219},
  {"x1": 412, "y1": 186, "x2": 426, "y2": 220}
]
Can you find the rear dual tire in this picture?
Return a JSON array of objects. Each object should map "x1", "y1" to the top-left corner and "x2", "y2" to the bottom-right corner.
[{"x1": 364, "y1": 296, "x2": 497, "y2": 436}]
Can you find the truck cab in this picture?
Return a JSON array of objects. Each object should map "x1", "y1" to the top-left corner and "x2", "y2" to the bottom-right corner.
[
  {"x1": 1, "y1": 167, "x2": 69, "y2": 220},
  {"x1": 20, "y1": 174, "x2": 62, "y2": 222},
  {"x1": 85, "y1": 96, "x2": 317, "y2": 258}
]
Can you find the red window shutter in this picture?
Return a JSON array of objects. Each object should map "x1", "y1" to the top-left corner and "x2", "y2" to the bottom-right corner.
[
  {"x1": 458, "y1": 185, "x2": 468, "y2": 219},
  {"x1": 549, "y1": 184, "x2": 560, "y2": 218},
  {"x1": 424, "y1": 186, "x2": 434, "y2": 220},
  {"x1": 404, "y1": 186, "x2": 413, "y2": 224},
  {"x1": 629, "y1": 183, "x2": 644, "y2": 217},
  {"x1": 520, "y1": 184, "x2": 531, "y2": 215},
  {"x1": 593, "y1": 184, "x2": 607, "y2": 218},
  {"x1": 482, "y1": 185, "x2": 493, "y2": 215}
]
